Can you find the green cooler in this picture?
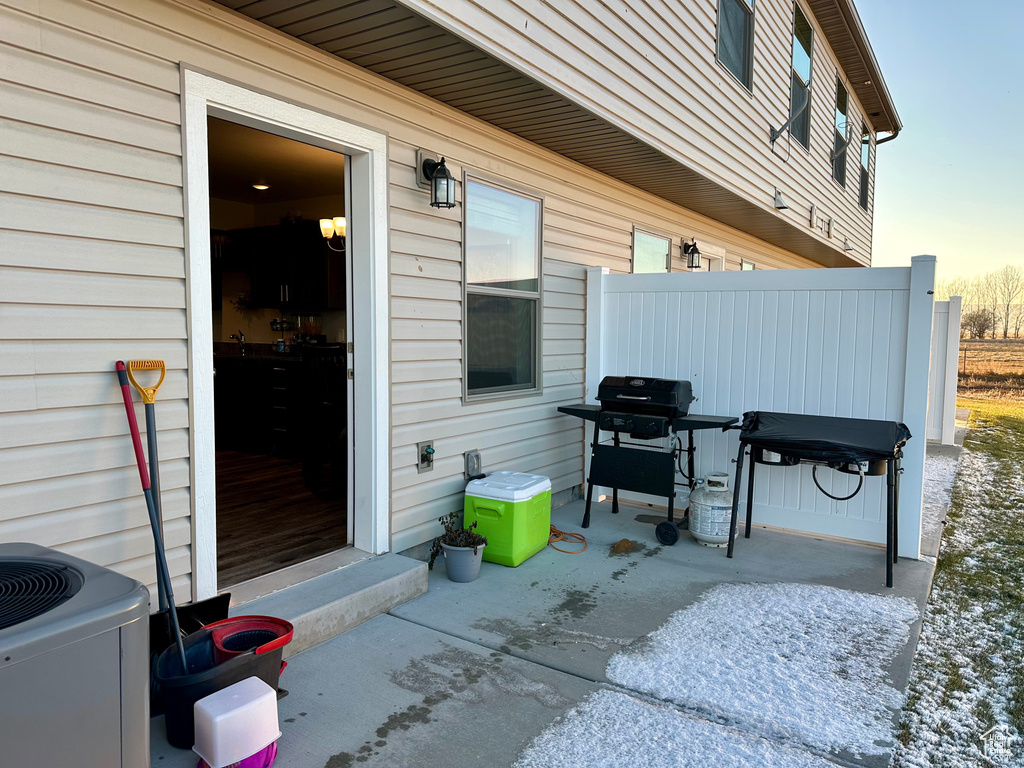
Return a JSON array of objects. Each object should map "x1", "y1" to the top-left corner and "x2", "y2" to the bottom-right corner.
[{"x1": 464, "y1": 471, "x2": 552, "y2": 567}]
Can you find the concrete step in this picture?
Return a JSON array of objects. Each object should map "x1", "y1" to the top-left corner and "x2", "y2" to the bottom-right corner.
[{"x1": 231, "y1": 553, "x2": 427, "y2": 657}]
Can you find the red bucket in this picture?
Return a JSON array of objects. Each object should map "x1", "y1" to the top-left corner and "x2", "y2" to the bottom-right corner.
[{"x1": 206, "y1": 616, "x2": 294, "y2": 666}]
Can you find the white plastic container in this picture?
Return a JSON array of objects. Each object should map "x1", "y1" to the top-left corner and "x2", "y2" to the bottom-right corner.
[
  {"x1": 193, "y1": 676, "x2": 281, "y2": 768},
  {"x1": 688, "y1": 472, "x2": 734, "y2": 547}
]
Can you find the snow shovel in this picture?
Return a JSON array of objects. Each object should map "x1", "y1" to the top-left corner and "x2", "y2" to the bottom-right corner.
[
  {"x1": 116, "y1": 361, "x2": 188, "y2": 673},
  {"x1": 126, "y1": 359, "x2": 168, "y2": 610}
]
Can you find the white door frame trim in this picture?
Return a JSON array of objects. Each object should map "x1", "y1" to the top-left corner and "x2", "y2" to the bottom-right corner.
[{"x1": 181, "y1": 69, "x2": 390, "y2": 600}]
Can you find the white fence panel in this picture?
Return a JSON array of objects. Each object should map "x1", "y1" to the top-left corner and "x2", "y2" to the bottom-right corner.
[
  {"x1": 584, "y1": 256, "x2": 936, "y2": 558},
  {"x1": 927, "y1": 297, "x2": 962, "y2": 444}
]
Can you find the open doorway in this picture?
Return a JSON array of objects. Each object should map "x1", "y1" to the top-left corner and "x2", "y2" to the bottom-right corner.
[{"x1": 207, "y1": 117, "x2": 352, "y2": 588}]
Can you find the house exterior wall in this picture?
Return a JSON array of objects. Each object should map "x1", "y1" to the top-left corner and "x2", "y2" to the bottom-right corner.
[
  {"x1": 1, "y1": 0, "x2": 824, "y2": 595},
  {"x1": 399, "y1": 0, "x2": 880, "y2": 259}
]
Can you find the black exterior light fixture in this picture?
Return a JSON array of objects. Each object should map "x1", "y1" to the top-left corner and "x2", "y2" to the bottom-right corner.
[
  {"x1": 422, "y1": 156, "x2": 456, "y2": 209},
  {"x1": 683, "y1": 238, "x2": 702, "y2": 270}
]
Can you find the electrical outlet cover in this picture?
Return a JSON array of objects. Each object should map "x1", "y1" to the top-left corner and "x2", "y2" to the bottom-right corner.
[{"x1": 465, "y1": 450, "x2": 482, "y2": 478}]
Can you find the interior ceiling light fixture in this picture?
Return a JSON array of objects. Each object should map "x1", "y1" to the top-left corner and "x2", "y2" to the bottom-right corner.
[
  {"x1": 252, "y1": 183, "x2": 270, "y2": 190},
  {"x1": 773, "y1": 189, "x2": 790, "y2": 210},
  {"x1": 319, "y1": 216, "x2": 347, "y2": 252}
]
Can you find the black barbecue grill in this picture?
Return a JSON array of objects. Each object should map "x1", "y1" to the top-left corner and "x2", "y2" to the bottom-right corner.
[{"x1": 559, "y1": 376, "x2": 737, "y2": 544}]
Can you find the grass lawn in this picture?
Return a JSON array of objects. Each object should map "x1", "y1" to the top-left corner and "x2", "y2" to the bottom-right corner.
[{"x1": 893, "y1": 398, "x2": 1024, "y2": 766}]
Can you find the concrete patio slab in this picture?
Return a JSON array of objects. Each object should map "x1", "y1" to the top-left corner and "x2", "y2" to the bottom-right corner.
[
  {"x1": 392, "y1": 499, "x2": 935, "y2": 694},
  {"x1": 150, "y1": 613, "x2": 600, "y2": 768},
  {"x1": 151, "y1": 494, "x2": 945, "y2": 768}
]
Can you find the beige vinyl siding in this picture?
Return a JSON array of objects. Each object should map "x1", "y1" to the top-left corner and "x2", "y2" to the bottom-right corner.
[
  {"x1": 398, "y1": 0, "x2": 880, "y2": 262},
  {"x1": 0, "y1": 0, "x2": 823, "y2": 592}
]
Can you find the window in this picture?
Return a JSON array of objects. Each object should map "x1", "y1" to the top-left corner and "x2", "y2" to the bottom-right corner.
[
  {"x1": 718, "y1": 0, "x2": 755, "y2": 90},
  {"x1": 832, "y1": 78, "x2": 849, "y2": 186},
  {"x1": 859, "y1": 125, "x2": 871, "y2": 209},
  {"x1": 789, "y1": 5, "x2": 813, "y2": 148},
  {"x1": 632, "y1": 229, "x2": 672, "y2": 274},
  {"x1": 741, "y1": 260, "x2": 756, "y2": 270},
  {"x1": 464, "y1": 178, "x2": 542, "y2": 398}
]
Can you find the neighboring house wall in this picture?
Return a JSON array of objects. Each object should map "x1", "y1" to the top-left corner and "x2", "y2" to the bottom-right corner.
[
  {"x1": 400, "y1": 0, "x2": 879, "y2": 258},
  {"x1": 1, "y1": 0, "x2": 823, "y2": 595}
]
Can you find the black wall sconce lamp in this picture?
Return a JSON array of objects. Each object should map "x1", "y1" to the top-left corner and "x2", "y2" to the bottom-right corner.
[
  {"x1": 421, "y1": 156, "x2": 456, "y2": 209},
  {"x1": 683, "y1": 239, "x2": 702, "y2": 270}
]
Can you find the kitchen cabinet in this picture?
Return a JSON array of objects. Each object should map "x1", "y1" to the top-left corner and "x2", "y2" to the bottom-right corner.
[{"x1": 248, "y1": 219, "x2": 345, "y2": 311}]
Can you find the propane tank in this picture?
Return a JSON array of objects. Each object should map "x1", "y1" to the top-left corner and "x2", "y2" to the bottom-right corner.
[{"x1": 688, "y1": 472, "x2": 734, "y2": 547}]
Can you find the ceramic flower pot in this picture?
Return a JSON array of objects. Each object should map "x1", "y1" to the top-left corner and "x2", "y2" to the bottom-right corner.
[{"x1": 440, "y1": 542, "x2": 485, "y2": 583}]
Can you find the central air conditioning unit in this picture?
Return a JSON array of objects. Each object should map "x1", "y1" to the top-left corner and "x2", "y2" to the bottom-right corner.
[{"x1": 0, "y1": 542, "x2": 151, "y2": 767}]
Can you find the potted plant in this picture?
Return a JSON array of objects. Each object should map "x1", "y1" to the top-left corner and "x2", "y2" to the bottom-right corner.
[{"x1": 428, "y1": 511, "x2": 488, "y2": 583}]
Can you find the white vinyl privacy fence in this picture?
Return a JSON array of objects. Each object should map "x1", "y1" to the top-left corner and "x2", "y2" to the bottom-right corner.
[
  {"x1": 584, "y1": 255, "x2": 936, "y2": 558},
  {"x1": 927, "y1": 297, "x2": 962, "y2": 444}
]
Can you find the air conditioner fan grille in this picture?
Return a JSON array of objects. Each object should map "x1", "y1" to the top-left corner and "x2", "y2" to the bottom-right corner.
[{"x1": 0, "y1": 561, "x2": 83, "y2": 630}]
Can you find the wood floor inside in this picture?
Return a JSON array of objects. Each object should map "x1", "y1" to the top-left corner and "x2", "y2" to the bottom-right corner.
[{"x1": 216, "y1": 450, "x2": 348, "y2": 588}]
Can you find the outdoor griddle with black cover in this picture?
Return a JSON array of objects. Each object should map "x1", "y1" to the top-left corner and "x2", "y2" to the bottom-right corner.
[
  {"x1": 728, "y1": 411, "x2": 912, "y2": 587},
  {"x1": 558, "y1": 375, "x2": 737, "y2": 542}
]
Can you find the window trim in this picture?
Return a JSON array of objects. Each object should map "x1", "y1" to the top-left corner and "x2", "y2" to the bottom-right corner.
[
  {"x1": 788, "y1": 2, "x2": 814, "y2": 150},
  {"x1": 716, "y1": 0, "x2": 756, "y2": 93},
  {"x1": 462, "y1": 172, "x2": 545, "y2": 404},
  {"x1": 631, "y1": 225, "x2": 674, "y2": 274},
  {"x1": 858, "y1": 123, "x2": 871, "y2": 210},
  {"x1": 831, "y1": 76, "x2": 850, "y2": 188}
]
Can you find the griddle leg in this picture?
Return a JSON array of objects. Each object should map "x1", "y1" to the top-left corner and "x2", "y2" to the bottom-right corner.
[
  {"x1": 745, "y1": 450, "x2": 755, "y2": 538},
  {"x1": 667, "y1": 489, "x2": 675, "y2": 524},
  {"x1": 727, "y1": 441, "x2": 746, "y2": 558},
  {"x1": 893, "y1": 458, "x2": 901, "y2": 564},
  {"x1": 886, "y1": 460, "x2": 895, "y2": 588}
]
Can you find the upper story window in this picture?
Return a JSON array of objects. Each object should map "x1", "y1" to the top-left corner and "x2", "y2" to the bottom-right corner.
[
  {"x1": 632, "y1": 229, "x2": 672, "y2": 273},
  {"x1": 464, "y1": 178, "x2": 542, "y2": 398},
  {"x1": 741, "y1": 260, "x2": 756, "y2": 270},
  {"x1": 832, "y1": 78, "x2": 849, "y2": 186},
  {"x1": 859, "y1": 125, "x2": 871, "y2": 209},
  {"x1": 789, "y1": 5, "x2": 813, "y2": 148},
  {"x1": 718, "y1": 0, "x2": 755, "y2": 90}
]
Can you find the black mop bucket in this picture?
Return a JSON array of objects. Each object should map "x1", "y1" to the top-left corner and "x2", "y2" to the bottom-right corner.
[{"x1": 155, "y1": 626, "x2": 288, "y2": 749}]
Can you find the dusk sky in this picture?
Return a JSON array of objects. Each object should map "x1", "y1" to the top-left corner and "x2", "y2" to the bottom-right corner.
[{"x1": 856, "y1": 1, "x2": 1023, "y2": 280}]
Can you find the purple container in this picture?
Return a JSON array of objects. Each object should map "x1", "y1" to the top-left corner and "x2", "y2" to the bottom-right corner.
[{"x1": 197, "y1": 741, "x2": 278, "y2": 768}]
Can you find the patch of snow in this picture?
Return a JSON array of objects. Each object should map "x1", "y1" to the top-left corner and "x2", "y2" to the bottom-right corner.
[
  {"x1": 513, "y1": 689, "x2": 837, "y2": 768},
  {"x1": 921, "y1": 451, "x2": 960, "y2": 536},
  {"x1": 605, "y1": 583, "x2": 918, "y2": 757},
  {"x1": 894, "y1": 440, "x2": 1024, "y2": 768}
]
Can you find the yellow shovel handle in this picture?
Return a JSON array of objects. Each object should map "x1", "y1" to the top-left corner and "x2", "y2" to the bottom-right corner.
[{"x1": 126, "y1": 360, "x2": 166, "y2": 405}]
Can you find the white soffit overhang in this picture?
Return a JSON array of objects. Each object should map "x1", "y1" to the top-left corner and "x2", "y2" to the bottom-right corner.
[{"x1": 216, "y1": 0, "x2": 895, "y2": 268}]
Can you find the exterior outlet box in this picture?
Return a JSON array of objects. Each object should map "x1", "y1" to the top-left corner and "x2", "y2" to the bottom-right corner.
[
  {"x1": 416, "y1": 441, "x2": 434, "y2": 473},
  {"x1": 465, "y1": 450, "x2": 482, "y2": 479}
]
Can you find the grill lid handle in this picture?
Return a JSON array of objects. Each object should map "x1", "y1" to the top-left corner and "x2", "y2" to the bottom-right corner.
[{"x1": 616, "y1": 394, "x2": 652, "y2": 401}]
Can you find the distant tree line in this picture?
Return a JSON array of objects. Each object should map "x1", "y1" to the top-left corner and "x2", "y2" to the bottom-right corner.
[{"x1": 935, "y1": 265, "x2": 1024, "y2": 340}]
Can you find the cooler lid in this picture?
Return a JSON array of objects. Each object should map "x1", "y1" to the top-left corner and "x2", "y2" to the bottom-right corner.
[{"x1": 466, "y1": 471, "x2": 551, "y2": 502}]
